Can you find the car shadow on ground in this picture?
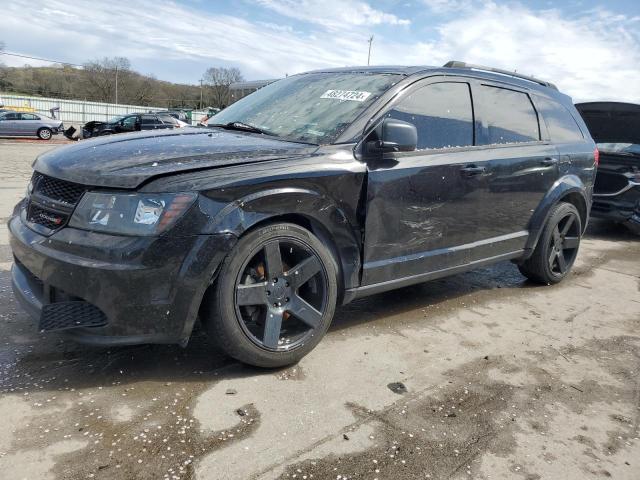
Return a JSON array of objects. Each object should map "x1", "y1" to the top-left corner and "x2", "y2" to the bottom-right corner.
[
  {"x1": 8, "y1": 218, "x2": 636, "y2": 396},
  {"x1": 2, "y1": 259, "x2": 544, "y2": 395}
]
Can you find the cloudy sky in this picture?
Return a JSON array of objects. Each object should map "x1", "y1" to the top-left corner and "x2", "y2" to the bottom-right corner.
[{"x1": 2, "y1": 0, "x2": 640, "y2": 102}]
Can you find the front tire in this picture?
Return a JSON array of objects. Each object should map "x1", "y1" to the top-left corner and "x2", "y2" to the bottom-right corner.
[
  {"x1": 518, "y1": 202, "x2": 582, "y2": 284},
  {"x1": 202, "y1": 223, "x2": 339, "y2": 368},
  {"x1": 37, "y1": 127, "x2": 52, "y2": 140}
]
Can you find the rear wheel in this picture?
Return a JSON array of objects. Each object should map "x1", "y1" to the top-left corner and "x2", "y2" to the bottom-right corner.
[
  {"x1": 37, "y1": 127, "x2": 52, "y2": 140},
  {"x1": 518, "y1": 202, "x2": 582, "y2": 284},
  {"x1": 202, "y1": 223, "x2": 338, "y2": 367}
]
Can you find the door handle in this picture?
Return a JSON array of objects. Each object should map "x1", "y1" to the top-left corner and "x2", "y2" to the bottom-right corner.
[
  {"x1": 541, "y1": 157, "x2": 559, "y2": 166},
  {"x1": 460, "y1": 165, "x2": 486, "y2": 176}
]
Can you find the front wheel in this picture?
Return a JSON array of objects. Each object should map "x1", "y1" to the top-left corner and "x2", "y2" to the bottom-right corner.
[
  {"x1": 202, "y1": 223, "x2": 339, "y2": 367},
  {"x1": 37, "y1": 127, "x2": 52, "y2": 140},
  {"x1": 518, "y1": 202, "x2": 582, "y2": 284}
]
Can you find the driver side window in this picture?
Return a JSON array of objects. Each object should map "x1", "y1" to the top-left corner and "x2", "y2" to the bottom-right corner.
[
  {"x1": 122, "y1": 116, "x2": 138, "y2": 127},
  {"x1": 387, "y1": 82, "x2": 474, "y2": 150}
]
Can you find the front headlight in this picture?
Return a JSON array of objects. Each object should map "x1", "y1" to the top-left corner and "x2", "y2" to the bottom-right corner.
[{"x1": 69, "y1": 192, "x2": 197, "y2": 236}]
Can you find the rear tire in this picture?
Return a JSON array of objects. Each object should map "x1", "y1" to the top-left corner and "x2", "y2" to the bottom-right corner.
[
  {"x1": 518, "y1": 202, "x2": 582, "y2": 284},
  {"x1": 37, "y1": 127, "x2": 52, "y2": 140},
  {"x1": 201, "y1": 223, "x2": 338, "y2": 368}
]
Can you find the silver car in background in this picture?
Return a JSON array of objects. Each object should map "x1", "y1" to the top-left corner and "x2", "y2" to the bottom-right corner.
[{"x1": 0, "y1": 111, "x2": 64, "y2": 140}]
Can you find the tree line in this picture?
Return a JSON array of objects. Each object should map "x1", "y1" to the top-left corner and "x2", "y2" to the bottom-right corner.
[{"x1": 0, "y1": 51, "x2": 244, "y2": 109}]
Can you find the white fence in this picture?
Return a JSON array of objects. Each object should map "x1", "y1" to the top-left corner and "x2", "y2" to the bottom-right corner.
[{"x1": 0, "y1": 93, "x2": 210, "y2": 126}]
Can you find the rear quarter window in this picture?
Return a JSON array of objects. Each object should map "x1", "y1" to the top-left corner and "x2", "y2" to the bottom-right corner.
[
  {"x1": 535, "y1": 96, "x2": 584, "y2": 143},
  {"x1": 477, "y1": 85, "x2": 540, "y2": 145}
]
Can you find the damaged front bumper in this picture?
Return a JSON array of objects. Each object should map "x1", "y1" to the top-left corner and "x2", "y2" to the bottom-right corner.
[
  {"x1": 591, "y1": 170, "x2": 640, "y2": 229},
  {"x1": 8, "y1": 213, "x2": 236, "y2": 346}
]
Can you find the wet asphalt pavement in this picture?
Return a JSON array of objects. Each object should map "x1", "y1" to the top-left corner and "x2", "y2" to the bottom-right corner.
[{"x1": 1, "y1": 142, "x2": 639, "y2": 480}]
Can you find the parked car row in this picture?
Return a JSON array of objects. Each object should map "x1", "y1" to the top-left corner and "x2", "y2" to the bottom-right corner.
[{"x1": 0, "y1": 109, "x2": 190, "y2": 141}]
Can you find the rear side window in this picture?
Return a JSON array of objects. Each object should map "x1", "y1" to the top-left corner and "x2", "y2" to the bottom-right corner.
[
  {"x1": 159, "y1": 115, "x2": 178, "y2": 125},
  {"x1": 21, "y1": 113, "x2": 39, "y2": 120},
  {"x1": 142, "y1": 115, "x2": 160, "y2": 125},
  {"x1": 478, "y1": 86, "x2": 540, "y2": 145},
  {"x1": 387, "y1": 82, "x2": 474, "y2": 149},
  {"x1": 535, "y1": 97, "x2": 584, "y2": 143}
]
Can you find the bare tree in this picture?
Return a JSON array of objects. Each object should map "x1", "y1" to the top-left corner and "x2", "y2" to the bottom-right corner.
[
  {"x1": 203, "y1": 67, "x2": 243, "y2": 108},
  {"x1": 83, "y1": 57, "x2": 131, "y2": 103}
]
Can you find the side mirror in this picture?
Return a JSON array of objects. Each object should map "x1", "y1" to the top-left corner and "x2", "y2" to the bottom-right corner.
[{"x1": 368, "y1": 118, "x2": 418, "y2": 153}]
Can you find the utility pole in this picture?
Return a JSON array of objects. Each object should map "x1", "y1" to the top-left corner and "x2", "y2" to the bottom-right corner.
[
  {"x1": 367, "y1": 35, "x2": 374, "y2": 66},
  {"x1": 115, "y1": 65, "x2": 119, "y2": 105},
  {"x1": 199, "y1": 79, "x2": 204, "y2": 110}
]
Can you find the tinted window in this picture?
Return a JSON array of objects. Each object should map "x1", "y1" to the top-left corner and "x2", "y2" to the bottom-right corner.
[
  {"x1": 387, "y1": 82, "x2": 474, "y2": 149},
  {"x1": 142, "y1": 115, "x2": 160, "y2": 125},
  {"x1": 2, "y1": 113, "x2": 20, "y2": 120},
  {"x1": 536, "y1": 97, "x2": 584, "y2": 143},
  {"x1": 158, "y1": 115, "x2": 178, "y2": 125},
  {"x1": 20, "y1": 113, "x2": 39, "y2": 120},
  {"x1": 478, "y1": 86, "x2": 539, "y2": 144},
  {"x1": 122, "y1": 116, "x2": 138, "y2": 127}
]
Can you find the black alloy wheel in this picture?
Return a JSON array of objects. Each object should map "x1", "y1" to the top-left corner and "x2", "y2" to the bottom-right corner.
[
  {"x1": 547, "y1": 209, "x2": 581, "y2": 276},
  {"x1": 202, "y1": 223, "x2": 338, "y2": 367},
  {"x1": 518, "y1": 202, "x2": 582, "y2": 284},
  {"x1": 235, "y1": 238, "x2": 328, "y2": 351}
]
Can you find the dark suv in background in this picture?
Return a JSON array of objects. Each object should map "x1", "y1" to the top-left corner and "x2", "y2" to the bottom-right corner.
[
  {"x1": 9, "y1": 62, "x2": 596, "y2": 367},
  {"x1": 80, "y1": 112, "x2": 181, "y2": 138},
  {"x1": 575, "y1": 102, "x2": 640, "y2": 234}
]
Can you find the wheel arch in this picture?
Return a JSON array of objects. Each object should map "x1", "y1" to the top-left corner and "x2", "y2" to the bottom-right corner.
[
  {"x1": 205, "y1": 187, "x2": 362, "y2": 293},
  {"x1": 523, "y1": 175, "x2": 590, "y2": 259}
]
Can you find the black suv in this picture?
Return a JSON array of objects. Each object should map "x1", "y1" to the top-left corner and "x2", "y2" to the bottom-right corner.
[
  {"x1": 9, "y1": 62, "x2": 596, "y2": 367},
  {"x1": 81, "y1": 113, "x2": 181, "y2": 138}
]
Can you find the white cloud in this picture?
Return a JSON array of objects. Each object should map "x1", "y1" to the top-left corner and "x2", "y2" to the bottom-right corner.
[
  {"x1": 379, "y1": 1, "x2": 640, "y2": 102},
  {"x1": 1, "y1": 0, "x2": 639, "y2": 102},
  {"x1": 255, "y1": 0, "x2": 411, "y2": 28}
]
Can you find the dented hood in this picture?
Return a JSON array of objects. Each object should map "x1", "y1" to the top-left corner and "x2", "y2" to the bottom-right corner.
[
  {"x1": 34, "y1": 127, "x2": 316, "y2": 189},
  {"x1": 575, "y1": 102, "x2": 640, "y2": 145}
]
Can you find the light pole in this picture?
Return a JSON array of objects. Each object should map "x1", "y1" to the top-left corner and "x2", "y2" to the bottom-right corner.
[
  {"x1": 367, "y1": 35, "x2": 374, "y2": 66},
  {"x1": 115, "y1": 65, "x2": 119, "y2": 105},
  {"x1": 199, "y1": 79, "x2": 204, "y2": 110}
]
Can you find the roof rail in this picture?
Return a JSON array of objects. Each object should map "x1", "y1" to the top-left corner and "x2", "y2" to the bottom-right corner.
[{"x1": 443, "y1": 61, "x2": 558, "y2": 90}]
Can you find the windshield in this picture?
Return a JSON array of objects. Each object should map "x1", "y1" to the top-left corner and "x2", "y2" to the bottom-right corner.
[
  {"x1": 597, "y1": 142, "x2": 640, "y2": 156},
  {"x1": 208, "y1": 72, "x2": 402, "y2": 144},
  {"x1": 109, "y1": 115, "x2": 125, "y2": 123}
]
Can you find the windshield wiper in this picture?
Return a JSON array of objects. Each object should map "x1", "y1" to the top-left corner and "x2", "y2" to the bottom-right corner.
[
  {"x1": 209, "y1": 121, "x2": 273, "y2": 135},
  {"x1": 208, "y1": 121, "x2": 319, "y2": 146}
]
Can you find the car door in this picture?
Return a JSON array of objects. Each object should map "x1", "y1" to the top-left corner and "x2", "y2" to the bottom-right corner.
[
  {"x1": 362, "y1": 79, "x2": 502, "y2": 285},
  {"x1": 471, "y1": 82, "x2": 560, "y2": 262},
  {"x1": 18, "y1": 113, "x2": 41, "y2": 136},
  {"x1": 118, "y1": 115, "x2": 139, "y2": 133},
  {"x1": 141, "y1": 114, "x2": 160, "y2": 130},
  {"x1": 0, "y1": 112, "x2": 21, "y2": 135}
]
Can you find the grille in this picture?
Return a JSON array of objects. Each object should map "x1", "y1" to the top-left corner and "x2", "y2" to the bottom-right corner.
[
  {"x1": 27, "y1": 203, "x2": 68, "y2": 230},
  {"x1": 39, "y1": 301, "x2": 107, "y2": 332},
  {"x1": 32, "y1": 172, "x2": 86, "y2": 205}
]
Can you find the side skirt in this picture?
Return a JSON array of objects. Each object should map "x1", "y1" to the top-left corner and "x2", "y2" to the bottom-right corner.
[{"x1": 342, "y1": 250, "x2": 525, "y2": 303}]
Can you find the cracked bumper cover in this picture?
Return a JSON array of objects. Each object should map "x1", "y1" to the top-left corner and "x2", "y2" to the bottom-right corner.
[
  {"x1": 9, "y1": 214, "x2": 236, "y2": 346},
  {"x1": 591, "y1": 181, "x2": 640, "y2": 227}
]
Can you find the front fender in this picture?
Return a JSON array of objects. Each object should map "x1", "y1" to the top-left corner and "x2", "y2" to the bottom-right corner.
[
  {"x1": 202, "y1": 187, "x2": 363, "y2": 290},
  {"x1": 523, "y1": 174, "x2": 589, "y2": 258}
]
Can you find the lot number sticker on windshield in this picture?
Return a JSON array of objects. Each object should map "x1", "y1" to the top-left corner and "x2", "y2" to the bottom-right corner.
[{"x1": 320, "y1": 90, "x2": 372, "y2": 102}]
